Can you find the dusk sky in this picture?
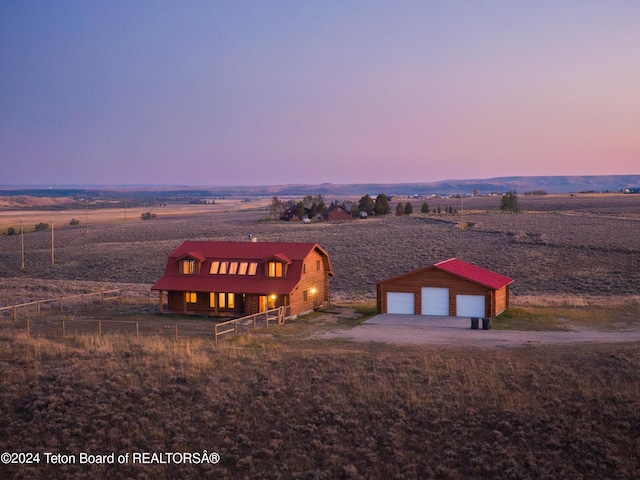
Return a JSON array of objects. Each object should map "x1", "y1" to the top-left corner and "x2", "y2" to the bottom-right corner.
[{"x1": 1, "y1": 1, "x2": 639, "y2": 186}]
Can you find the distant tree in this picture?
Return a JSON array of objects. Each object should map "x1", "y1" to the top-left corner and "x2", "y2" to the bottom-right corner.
[
  {"x1": 7, "y1": 227, "x2": 16, "y2": 235},
  {"x1": 374, "y1": 193, "x2": 391, "y2": 216},
  {"x1": 395, "y1": 202, "x2": 404, "y2": 216},
  {"x1": 405, "y1": 202, "x2": 413, "y2": 215},
  {"x1": 270, "y1": 196, "x2": 285, "y2": 220},
  {"x1": 295, "y1": 201, "x2": 306, "y2": 219},
  {"x1": 500, "y1": 191, "x2": 521, "y2": 213},
  {"x1": 358, "y1": 194, "x2": 375, "y2": 216},
  {"x1": 473, "y1": 189, "x2": 481, "y2": 196},
  {"x1": 437, "y1": 206, "x2": 441, "y2": 215},
  {"x1": 35, "y1": 222, "x2": 49, "y2": 231},
  {"x1": 140, "y1": 212, "x2": 157, "y2": 220},
  {"x1": 350, "y1": 202, "x2": 360, "y2": 217},
  {"x1": 448, "y1": 205, "x2": 453, "y2": 214},
  {"x1": 313, "y1": 194, "x2": 326, "y2": 215},
  {"x1": 421, "y1": 202, "x2": 429, "y2": 215},
  {"x1": 69, "y1": 219, "x2": 80, "y2": 225}
]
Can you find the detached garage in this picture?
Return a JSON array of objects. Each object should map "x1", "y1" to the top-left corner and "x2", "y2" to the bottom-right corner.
[{"x1": 377, "y1": 258, "x2": 513, "y2": 318}]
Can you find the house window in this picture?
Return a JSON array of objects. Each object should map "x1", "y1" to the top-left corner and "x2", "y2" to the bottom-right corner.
[
  {"x1": 268, "y1": 261, "x2": 284, "y2": 278},
  {"x1": 211, "y1": 261, "x2": 246, "y2": 275},
  {"x1": 303, "y1": 263, "x2": 307, "y2": 274},
  {"x1": 182, "y1": 259, "x2": 197, "y2": 274},
  {"x1": 316, "y1": 260, "x2": 321, "y2": 271},
  {"x1": 217, "y1": 293, "x2": 235, "y2": 309},
  {"x1": 268, "y1": 295, "x2": 276, "y2": 309},
  {"x1": 209, "y1": 293, "x2": 216, "y2": 308},
  {"x1": 185, "y1": 292, "x2": 197, "y2": 303},
  {"x1": 248, "y1": 262, "x2": 258, "y2": 275},
  {"x1": 303, "y1": 290, "x2": 308, "y2": 301},
  {"x1": 228, "y1": 262, "x2": 238, "y2": 275}
]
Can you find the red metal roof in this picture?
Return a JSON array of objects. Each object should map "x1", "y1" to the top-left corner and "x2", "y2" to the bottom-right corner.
[
  {"x1": 151, "y1": 241, "x2": 332, "y2": 294},
  {"x1": 433, "y1": 258, "x2": 513, "y2": 289},
  {"x1": 377, "y1": 258, "x2": 513, "y2": 290}
]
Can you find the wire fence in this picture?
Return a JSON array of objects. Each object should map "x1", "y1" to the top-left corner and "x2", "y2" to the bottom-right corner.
[{"x1": 0, "y1": 291, "x2": 290, "y2": 343}]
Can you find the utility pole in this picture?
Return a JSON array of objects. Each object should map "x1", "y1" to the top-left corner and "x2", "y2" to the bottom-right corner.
[
  {"x1": 124, "y1": 198, "x2": 127, "y2": 224},
  {"x1": 460, "y1": 195, "x2": 464, "y2": 231},
  {"x1": 85, "y1": 198, "x2": 89, "y2": 234},
  {"x1": 21, "y1": 218, "x2": 24, "y2": 269},
  {"x1": 51, "y1": 220, "x2": 55, "y2": 265}
]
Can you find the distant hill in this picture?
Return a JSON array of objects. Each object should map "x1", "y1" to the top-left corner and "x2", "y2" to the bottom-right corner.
[
  {"x1": 203, "y1": 175, "x2": 640, "y2": 196},
  {"x1": 1, "y1": 175, "x2": 639, "y2": 201}
]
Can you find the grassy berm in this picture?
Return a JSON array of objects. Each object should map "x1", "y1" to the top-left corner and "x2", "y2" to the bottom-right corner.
[{"x1": 1, "y1": 328, "x2": 639, "y2": 480}]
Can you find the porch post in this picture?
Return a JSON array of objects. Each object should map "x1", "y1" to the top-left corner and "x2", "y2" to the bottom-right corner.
[{"x1": 158, "y1": 290, "x2": 163, "y2": 313}]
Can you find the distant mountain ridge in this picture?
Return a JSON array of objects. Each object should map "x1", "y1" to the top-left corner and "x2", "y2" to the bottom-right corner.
[
  {"x1": 1, "y1": 175, "x2": 639, "y2": 198},
  {"x1": 206, "y1": 175, "x2": 640, "y2": 196}
]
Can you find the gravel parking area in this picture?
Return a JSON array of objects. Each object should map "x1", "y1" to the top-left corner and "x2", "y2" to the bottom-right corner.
[{"x1": 317, "y1": 314, "x2": 640, "y2": 348}]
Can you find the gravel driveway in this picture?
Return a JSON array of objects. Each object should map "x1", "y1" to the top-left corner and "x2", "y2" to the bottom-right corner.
[{"x1": 317, "y1": 314, "x2": 640, "y2": 348}]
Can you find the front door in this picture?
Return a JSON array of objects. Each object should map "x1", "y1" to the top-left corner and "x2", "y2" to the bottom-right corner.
[{"x1": 259, "y1": 295, "x2": 267, "y2": 312}]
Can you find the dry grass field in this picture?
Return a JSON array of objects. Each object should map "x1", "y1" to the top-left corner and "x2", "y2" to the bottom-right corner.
[{"x1": 1, "y1": 192, "x2": 640, "y2": 479}]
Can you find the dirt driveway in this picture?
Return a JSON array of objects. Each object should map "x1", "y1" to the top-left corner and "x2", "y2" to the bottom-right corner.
[{"x1": 316, "y1": 313, "x2": 640, "y2": 348}]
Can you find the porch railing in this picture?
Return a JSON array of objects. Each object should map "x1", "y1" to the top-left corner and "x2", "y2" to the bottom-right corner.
[{"x1": 214, "y1": 306, "x2": 288, "y2": 344}]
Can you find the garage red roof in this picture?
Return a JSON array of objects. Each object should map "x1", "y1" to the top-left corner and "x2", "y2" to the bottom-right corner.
[
  {"x1": 151, "y1": 241, "x2": 332, "y2": 294},
  {"x1": 433, "y1": 258, "x2": 513, "y2": 289},
  {"x1": 377, "y1": 258, "x2": 513, "y2": 290}
]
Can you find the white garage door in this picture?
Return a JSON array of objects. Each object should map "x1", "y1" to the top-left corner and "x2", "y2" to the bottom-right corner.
[
  {"x1": 387, "y1": 292, "x2": 415, "y2": 314},
  {"x1": 456, "y1": 295, "x2": 486, "y2": 317},
  {"x1": 421, "y1": 287, "x2": 450, "y2": 315}
]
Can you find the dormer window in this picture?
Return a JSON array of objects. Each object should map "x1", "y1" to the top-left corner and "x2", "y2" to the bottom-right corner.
[
  {"x1": 181, "y1": 259, "x2": 197, "y2": 275},
  {"x1": 267, "y1": 261, "x2": 284, "y2": 278},
  {"x1": 210, "y1": 260, "x2": 258, "y2": 275}
]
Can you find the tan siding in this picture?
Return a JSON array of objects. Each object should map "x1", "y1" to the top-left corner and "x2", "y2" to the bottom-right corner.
[
  {"x1": 494, "y1": 286, "x2": 509, "y2": 316},
  {"x1": 289, "y1": 250, "x2": 329, "y2": 316}
]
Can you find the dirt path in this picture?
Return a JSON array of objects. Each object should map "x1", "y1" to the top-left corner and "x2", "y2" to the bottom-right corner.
[{"x1": 315, "y1": 313, "x2": 640, "y2": 348}]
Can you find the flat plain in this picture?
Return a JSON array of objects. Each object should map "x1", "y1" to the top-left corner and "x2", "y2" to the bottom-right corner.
[{"x1": 1, "y1": 192, "x2": 639, "y2": 479}]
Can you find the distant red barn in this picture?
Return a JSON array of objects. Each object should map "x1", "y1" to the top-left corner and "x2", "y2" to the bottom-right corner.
[
  {"x1": 322, "y1": 203, "x2": 352, "y2": 221},
  {"x1": 377, "y1": 258, "x2": 513, "y2": 318}
]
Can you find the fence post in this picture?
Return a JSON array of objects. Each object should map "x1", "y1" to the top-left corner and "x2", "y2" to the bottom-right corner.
[
  {"x1": 215, "y1": 324, "x2": 219, "y2": 345},
  {"x1": 136, "y1": 322, "x2": 139, "y2": 338},
  {"x1": 26, "y1": 318, "x2": 30, "y2": 339},
  {"x1": 175, "y1": 324, "x2": 178, "y2": 340},
  {"x1": 62, "y1": 319, "x2": 65, "y2": 337},
  {"x1": 37, "y1": 301, "x2": 41, "y2": 317},
  {"x1": 234, "y1": 320, "x2": 238, "y2": 337},
  {"x1": 98, "y1": 321, "x2": 102, "y2": 337},
  {"x1": 13, "y1": 305, "x2": 17, "y2": 320}
]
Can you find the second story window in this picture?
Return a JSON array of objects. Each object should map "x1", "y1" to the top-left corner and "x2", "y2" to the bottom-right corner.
[
  {"x1": 182, "y1": 259, "x2": 197, "y2": 274},
  {"x1": 268, "y1": 261, "x2": 284, "y2": 278}
]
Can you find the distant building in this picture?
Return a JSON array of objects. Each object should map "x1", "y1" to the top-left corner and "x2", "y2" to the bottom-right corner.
[
  {"x1": 624, "y1": 188, "x2": 640, "y2": 194},
  {"x1": 322, "y1": 203, "x2": 352, "y2": 221}
]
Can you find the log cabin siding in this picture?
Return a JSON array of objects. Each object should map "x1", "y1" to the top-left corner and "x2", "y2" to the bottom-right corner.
[{"x1": 289, "y1": 249, "x2": 330, "y2": 315}]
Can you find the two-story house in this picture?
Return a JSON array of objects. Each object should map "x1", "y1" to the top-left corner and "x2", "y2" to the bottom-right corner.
[{"x1": 151, "y1": 241, "x2": 333, "y2": 318}]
